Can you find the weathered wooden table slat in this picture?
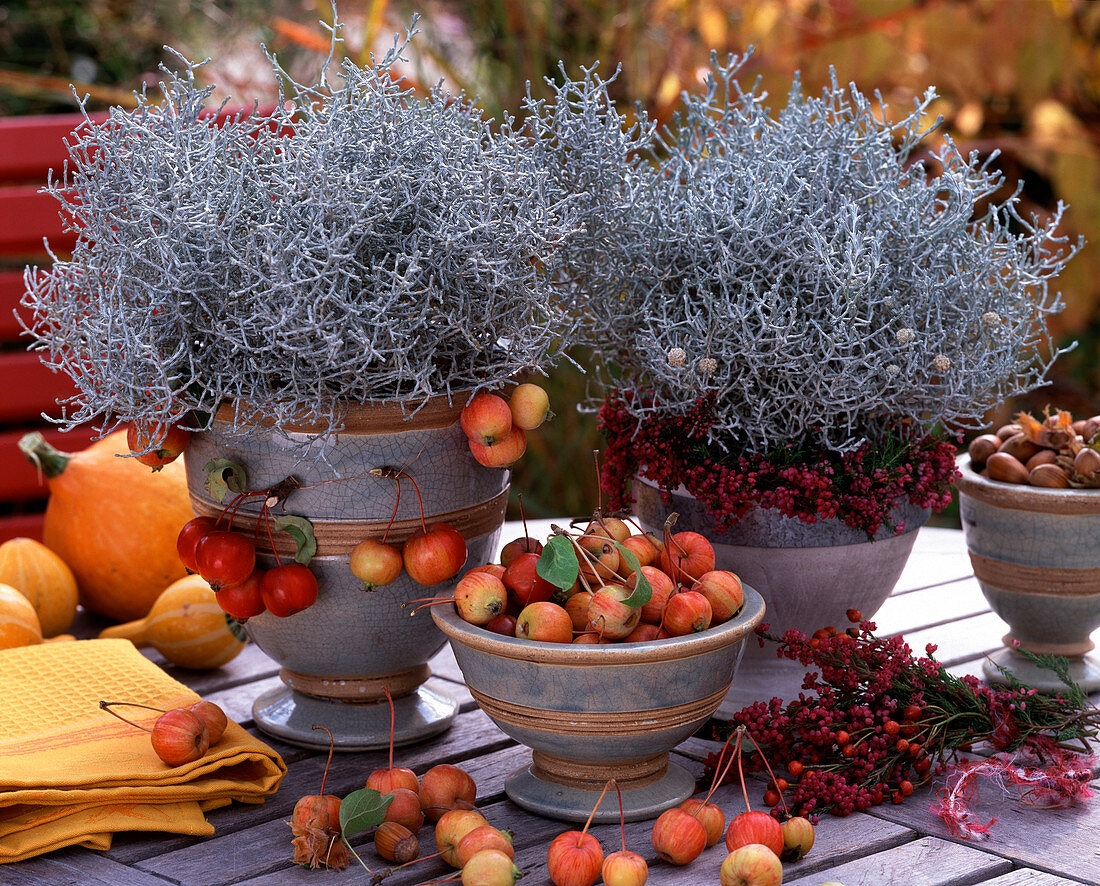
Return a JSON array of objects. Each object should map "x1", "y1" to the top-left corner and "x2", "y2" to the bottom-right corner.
[{"x1": 5, "y1": 526, "x2": 1098, "y2": 886}]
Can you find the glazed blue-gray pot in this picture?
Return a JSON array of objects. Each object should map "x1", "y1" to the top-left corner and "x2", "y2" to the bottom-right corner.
[
  {"x1": 432, "y1": 586, "x2": 765, "y2": 823},
  {"x1": 956, "y1": 454, "x2": 1100, "y2": 692},
  {"x1": 185, "y1": 397, "x2": 509, "y2": 750}
]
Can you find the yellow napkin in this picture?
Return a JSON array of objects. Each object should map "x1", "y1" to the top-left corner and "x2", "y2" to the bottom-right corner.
[{"x1": 0, "y1": 638, "x2": 286, "y2": 863}]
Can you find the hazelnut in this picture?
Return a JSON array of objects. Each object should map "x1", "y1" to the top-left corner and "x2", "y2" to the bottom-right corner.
[
  {"x1": 986, "y1": 452, "x2": 1029, "y2": 484},
  {"x1": 967, "y1": 434, "x2": 1001, "y2": 468},
  {"x1": 998, "y1": 432, "x2": 1040, "y2": 463},
  {"x1": 1029, "y1": 464, "x2": 1071, "y2": 489}
]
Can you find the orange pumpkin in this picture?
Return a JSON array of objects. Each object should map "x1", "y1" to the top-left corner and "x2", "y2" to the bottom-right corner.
[{"x1": 19, "y1": 431, "x2": 193, "y2": 622}]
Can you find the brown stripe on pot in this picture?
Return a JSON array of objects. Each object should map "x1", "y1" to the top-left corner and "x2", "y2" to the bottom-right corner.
[
  {"x1": 970, "y1": 552, "x2": 1100, "y2": 597},
  {"x1": 281, "y1": 665, "x2": 430, "y2": 702},
  {"x1": 190, "y1": 487, "x2": 509, "y2": 557},
  {"x1": 469, "y1": 685, "x2": 728, "y2": 737},
  {"x1": 531, "y1": 751, "x2": 670, "y2": 791}
]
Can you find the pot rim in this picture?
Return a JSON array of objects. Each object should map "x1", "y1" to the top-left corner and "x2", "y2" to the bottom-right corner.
[
  {"x1": 431, "y1": 585, "x2": 765, "y2": 664},
  {"x1": 955, "y1": 455, "x2": 1100, "y2": 515}
]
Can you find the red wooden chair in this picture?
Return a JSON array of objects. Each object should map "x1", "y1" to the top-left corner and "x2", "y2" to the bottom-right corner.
[{"x1": 0, "y1": 113, "x2": 101, "y2": 542}]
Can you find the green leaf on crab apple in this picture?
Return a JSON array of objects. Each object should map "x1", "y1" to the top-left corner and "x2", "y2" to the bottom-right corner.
[
  {"x1": 273, "y1": 515, "x2": 317, "y2": 565},
  {"x1": 536, "y1": 535, "x2": 580, "y2": 591},
  {"x1": 617, "y1": 544, "x2": 652, "y2": 607},
  {"x1": 339, "y1": 788, "x2": 393, "y2": 840},
  {"x1": 203, "y1": 458, "x2": 248, "y2": 503}
]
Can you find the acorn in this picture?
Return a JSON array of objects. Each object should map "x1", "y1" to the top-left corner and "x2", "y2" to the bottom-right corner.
[{"x1": 375, "y1": 821, "x2": 419, "y2": 864}]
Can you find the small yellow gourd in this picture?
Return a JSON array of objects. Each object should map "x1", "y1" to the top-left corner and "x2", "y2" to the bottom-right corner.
[
  {"x1": 98, "y1": 574, "x2": 246, "y2": 669},
  {"x1": 0, "y1": 537, "x2": 79, "y2": 636},
  {"x1": 0, "y1": 583, "x2": 44, "y2": 650}
]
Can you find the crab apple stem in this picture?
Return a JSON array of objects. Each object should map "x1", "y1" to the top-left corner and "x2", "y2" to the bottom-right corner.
[
  {"x1": 578, "y1": 779, "x2": 614, "y2": 844},
  {"x1": 702, "y1": 731, "x2": 740, "y2": 807},
  {"x1": 396, "y1": 470, "x2": 428, "y2": 535},
  {"x1": 735, "y1": 729, "x2": 752, "y2": 813},
  {"x1": 261, "y1": 504, "x2": 282, "y2": 567},
  {"x1": 517, "y1": 492, "x2": 533, "y2": 552},
  {"x1": 313, "y1": 724, "x2": 335, "y2": 796},
  {"x1": 613, "y1": 778, "x2": 628, "y2": 852},
  {"x1": 382, "y1": 480, "x2": 401, "y2": 544},
  {"x1": 383, "y1": 686, "x2": 395, "y2": 770},
  {"x1": 593, "y1": 449, "x2": 604, "y2": 514},
  {"x1": 98, "y1": 700, "x2": 165, "y2": 732},
  {"x1": 404, "y1": 598, "x2": 455, "y2": 615},
  {"x1": 753, "y1": 739, "x2": 791, "y2": 816}
]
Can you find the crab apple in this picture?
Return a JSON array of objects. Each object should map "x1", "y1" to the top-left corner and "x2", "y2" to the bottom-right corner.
[
  {"x1": 349, "y1": 538, "x2": 403, "y2": 590},
  {"x1": 623, "y1": 622, "x2": 662, "y2": 643},
  {"x1": 651, "y1": 807, "x2": 707, "y2": 865},
  {"x1": 150, "y1": 707, "x2": 209, "y2": 766},
  {"x1": 469, "y1": 427, "x2": 527, "y2": 468},
  {"x1": 725, "y1": 811, "x2": 784, "y2": 857},
  {"x1": 403, "y1": 524, "x2": 467, "y2": 586},
  {"x1": 382, "y1": 787, "x2": 425, "y2": 832},
  {"x1": 508, "y1": 382, "x2": 551, "y2": 430},
  {"x1": 578, "y1": 534, "x2": 621, "y2": 582},
  {"x1": 177, "y1": 516, "x2": 217, "y2": 573},
  {"x1": 419, "y1": 763, "x2": 477, "y2": 821},
  {"x1": 587, "y1": 517, "x2": 632, "y2": 544},
  {"x1": 680, "y1": 797, "x2": 725, "y2": 847},
  {"x1": 195, "y1": 531, "x2": 256, "y2": 591},
  {"x1": 366, "y1": 765, "x2": 419, "y2": 796},
  {"x1": 573, "y1": 632, "x2": 612, "y2": 644},
  {"x1": 127, "y1": 421, "x2": 190, "y2": 470},
  {"x1": 547, "y1": 830, "x2": 604, "y2": 886},
  {"x1": 260, "y1": 563, "x2": 318, "y2": 617},
  {"x1": 435, "y1": 808, "x2": 489, "y2": 867},
  {"x1": 486, "y1": 613, "x2": 518, "y2": 636},
  {"x1": 188, "y1": 700, "x2": 228, "y2": 745},
  {"x1": 455, "y1": 825, "x2": 515, "y2": 867},
  {"x1": 461, "y1": 393, "x2": 513, "y2": 445},
  {"x1": 292, "y1": 791, "x2": 341, "y2": 833},
  {"x1": 634, "y1": 566, "x2": 676, "y2": 624},
  {"x1": 502, "y1": 551, "x2": 557, "y2": 608},
  {"x1": 454, "y1": 571, "x2": 508, "y2": 626},
  {"x1": 215, "y1": 567, "x2": 266, "y2": 619},
  {"x1": 663, "y1": 591, "x2": 713, "y2": 635},
  {"x1": 462, "y1": 848, "x2": 522, "y2": 886},
  {"x1": 564, "y1": 591, "x2": 594, "y2": 632},
  {"x1": 692, "y1": 570, "x2": 744, "y2": 623},
  {"x1": 500, "y1": 535, "x2": 543, "y2": 568},
  {"x1": 602, "y1": 850, "x2": 648, "y2": 886},
  {"x1": 516, "y1": 601, "x2": 573, "y2": 643},
  {"x1": 719, "y1": 844, "x2": 783, "y2": 886},
  {"x1": 586, "y1": 584, "x2": 641, "y2": 640},
  {"x1": 619, "y1": 533, "x2": 660, "y2": 574},
  {"x1": 780, "y1": 815, "x2": 815, "y2": 860},
  {"x1": 657, "y1": 531, "x2": 715, "y2": 585}
]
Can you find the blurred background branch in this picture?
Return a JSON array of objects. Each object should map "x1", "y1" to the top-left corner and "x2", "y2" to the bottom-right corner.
[{"x1": 2, "y1": 0, "x2": 1097, "y2": 520}]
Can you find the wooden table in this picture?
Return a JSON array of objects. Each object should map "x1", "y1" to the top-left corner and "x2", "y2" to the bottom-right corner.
[{"x1": 7, "y1": 525, "x2": 1099, "y2": 886}]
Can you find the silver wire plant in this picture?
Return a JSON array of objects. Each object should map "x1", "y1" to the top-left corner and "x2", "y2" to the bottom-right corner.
[
  {"x1": 22, "y1": 15, "x2": 581, "y2": 441},
  {"x1": 558, "y1": 53, "x2": 1082, "y2": 454}
]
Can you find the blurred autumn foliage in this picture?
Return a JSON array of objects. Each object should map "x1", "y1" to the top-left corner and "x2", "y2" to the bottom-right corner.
[{"x1": 2, "y1": 0, "x2": 1098, "y2": 518}]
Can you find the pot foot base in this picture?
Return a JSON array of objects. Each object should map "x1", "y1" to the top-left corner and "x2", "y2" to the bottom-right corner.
[
  {"x1": 504, "y1": 758, "x2": 695, "y2": 823},
  {"x1": 252, "y1": 684, "x2": 458, "y2": 751},
  {"x1": 982, "y1": 647, "x2": 1100, "y2": 694}
]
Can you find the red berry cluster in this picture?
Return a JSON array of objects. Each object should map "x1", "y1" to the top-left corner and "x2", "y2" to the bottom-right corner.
[
  {"x1": 598, "y1": 395, "x2": 960, "y2": 539},
  {"x1": 709, "y1": 616, "x2": 1100, "y2": 820}
]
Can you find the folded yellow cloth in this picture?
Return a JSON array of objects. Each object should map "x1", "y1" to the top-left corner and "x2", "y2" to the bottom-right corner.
[{"x1": 0, "y1": 638, "x2": 286, "y2": 863}]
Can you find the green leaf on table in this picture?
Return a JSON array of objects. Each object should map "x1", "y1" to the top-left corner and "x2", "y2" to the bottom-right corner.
[
  {"x1": 204, "y1": 458, "x2": 247, "y2": 502},
  {"x1": 273, "y1": 514, "x2": 317, "y2": 565},
  {"x1": 618, "y1": 544, "x2": 652, "y2": 607},
  {"x1": 339, "y1": 788, "x2": 393, "y2": 840},
  {"x1": 537, "y1": 535, "x2": 579, "y2": 590}
]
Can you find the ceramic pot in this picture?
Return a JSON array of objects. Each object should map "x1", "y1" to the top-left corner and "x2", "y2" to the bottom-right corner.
[
  {"x1": 432, "y1": 586, "x2": 765, "y2": 823},
  {"x1": 632, "y1": 474, "x2": 928, "y2": 657},
  {"x1": 184, "y1": 397, "x2": 509, "y2": 750},
  {"x1": 955, "y1": 455, "x2": 1100, "y2": 692}
]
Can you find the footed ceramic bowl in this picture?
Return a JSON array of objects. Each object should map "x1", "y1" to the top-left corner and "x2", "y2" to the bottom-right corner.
[
  {"x1": 432, "y1": 586, "x2": 765, "y2": 823},
  {"x1": 956, "y1": 455, "x2": 1100, "y2": 692}
]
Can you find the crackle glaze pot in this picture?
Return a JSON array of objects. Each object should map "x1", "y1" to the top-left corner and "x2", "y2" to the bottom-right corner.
[
  {"x1": 184, "y1": 397, "x2": 508, "y2": 750},
  {"x1": 432, "y1": 586, "x2": 765, "y2": 823},
  {"x1": 956, "y1": 455, "x2": 1100, "y2": 692},
  {"x1": 633, "y1": 474, "x2": 928, "y2": 658}
]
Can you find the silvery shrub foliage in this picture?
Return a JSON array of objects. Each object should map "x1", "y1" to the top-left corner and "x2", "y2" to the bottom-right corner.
[
  {"x1": 22, "y1": 20, "x2": 581, "y2": 439},
  {"x1": 551, "y1": 54, "x2": 1081, "y2": 454}
]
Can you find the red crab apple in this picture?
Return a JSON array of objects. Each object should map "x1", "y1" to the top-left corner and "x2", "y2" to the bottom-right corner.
[
  {"x1": 516, "y1": 601, "x2": 573, "y2": 643},
  {"x1": 151, "y1": 707, "x2": 210, "y2": 766},
  {"x1": 725, "y1": 811, "x2": 784, "y2": 857},
  {"x1": 500, "y1": 535, "x2": 543, "y2": 567},
  {"x1": 623, "y1": 622, "x2": 662, "y2": 643},
  {"x1": 419, "y1": 763, "x2": 477, "y2": 821},
  {"x1": 177, "y1": 516, "x2": 217, "y2": 573},
  {"x1": 780, "y1": 815, "x2": 816, "y2": 860},
  {"x1": 586, "y1": 584, "x2": 641, "y2": 640},
  {"x1": 435, "y1": 807, "x2": 489, "y2": 867},
  {"x1": 454, "y1": 571, "x2": 507, "y2": 626},
  {"x1": 618, "y1": 533, "x2": 660, "y2": 574},
  {"x1": 485, "y1": 613, "x2": 518, "y2": 636},
  {"x1": 680, "y1": 797, "x2": 725, "y2": 847},
  {"x1": 587, "y1": 517, "x2": 631, "y2": 544},
  {"x1": 260, "y1": 563, "x2": 318, "y2": 617},
  {"x1": 188, "y1": 700, "x2": 228, "y2": 745},
  {"x1": 349, "y1": 538, "x2": 403, "y2": 590},
  {"x1": 547, "y1": 830, "x2": 603, "y2": 886},
  {"x1": 719, "y1": 844, "x2": 783, "y2": 886},
  {"x1": 564, "y1": 590, "x2": 595, "y2": 632},
  {"x1": 663, "y1": 590, "x2": 713, "y2": 636},
  {"x1": 651, "y1": 806, "x2": 707, "y2": 865},
  {"x1": 602, "y1": 850, "x2": 647, "y2": 886},
  {"x1": 692, "y1": 570, "x2": 744, "y2": 623},
  {"x1": 382, "y1": 787, "x2": 425, "y2": 832},
  {"x1": 657, "y1": 531, "x2": 715, "y2": 585},
  {"x1": 127, "y1": 421, "x2": 190, "y2": 470},
  {"x1": 195, "y1": 530, "x2": 256, "y2": 591},
  {"x1": 578, "y1": 534, "x2": 621, "y2": 582},
  {"x1": 215, "y1": 567, "x2": 266, "y2": 619},
  {"x1": 502, "y1": 551, "x2": 557, "y2": 608},
  {"x1": 461, "y1": 392, "x2": 513, "y2": 445},
  {"x1": 508, "y1": 382, "x2": 551, "y2": 430},
  {"x1": 635, "y1": 566, "x2": 675, "y2": 624},
  {"x1": 403, "y1": 523, "x2": 467, "y2": 586},
  {"x1": 469, "y1": 427, "x2": 527, "y2": 468},
  {"x1": 455, "y1": 825, "x2": 515, "y2": 867}
]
